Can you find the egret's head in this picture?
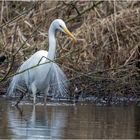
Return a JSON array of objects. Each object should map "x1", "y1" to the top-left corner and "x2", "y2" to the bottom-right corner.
[{"x1": 52, "y1": 19, "x2": 76, "y2": 42}]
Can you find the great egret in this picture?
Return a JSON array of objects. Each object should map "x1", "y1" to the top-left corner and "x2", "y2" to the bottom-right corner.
[{"x1": 7, "y1": 19, "x2": 76, "y2": 104}]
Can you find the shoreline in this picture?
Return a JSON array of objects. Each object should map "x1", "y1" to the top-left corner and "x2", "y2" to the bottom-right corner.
[{"x1": 1, "y1": 93, "x2": 140, "y2": 106}]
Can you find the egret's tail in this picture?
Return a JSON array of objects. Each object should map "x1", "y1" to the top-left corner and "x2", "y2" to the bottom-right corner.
[
  {"x1": 49, "y1": 63, "x2": 69, "y2": 98},
  {"x1": 7, "y1": 73, "x2": 26, "y2": 97}
]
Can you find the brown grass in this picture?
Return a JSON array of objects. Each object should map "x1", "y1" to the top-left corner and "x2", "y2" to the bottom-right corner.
[{"x1": 0, "y1": 1, "x2": 140, "y2": 96}]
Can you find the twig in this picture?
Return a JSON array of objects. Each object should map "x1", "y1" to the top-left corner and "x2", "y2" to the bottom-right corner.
[
  {"x1": 66, "y1": 1, "x2": 104, "y2": 23},
  {"x1": 1, "y1": 24, "x2": 17, "y2": 81},
  {"x1": 0, "y1": 1, "x2": 46, "y2": 30},
  {"x1": 0, "y1": 40, "x2": 77, "y2": 82},
  {"x1": 0, "y1": 0, "x2": 4, "y2": 24},
  {"x1": 71, "y1": 2, "x2": 81, "y2": 16},
  {"x1": 124, "y1": 45, "x2": 139, "y2": 66},
  {"x1": 0, "y1": 8, "x2": 49, "y2": 81}
]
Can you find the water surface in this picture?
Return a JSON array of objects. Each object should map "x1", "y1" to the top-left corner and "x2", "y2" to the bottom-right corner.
[{"x1": 0, "y1": 98, "x2": 140, "y2": 139}]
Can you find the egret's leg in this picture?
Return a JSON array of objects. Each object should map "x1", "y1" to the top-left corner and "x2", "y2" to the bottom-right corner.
[
  {"x1": 44, "y1": 86, "x2": 49, "y2": 105},
  {"x1": 15, "y1": 89, "x2": 28, "y2": 106},
  {"x1": 31, "y1": 84, "x2": 37, "y2": 105},
  {"x1": 15, "y1": 92, "x2": 24, "y2": 106}
]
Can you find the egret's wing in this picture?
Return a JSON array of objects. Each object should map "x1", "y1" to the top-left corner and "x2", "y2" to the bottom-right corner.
[
  {"x1": 7, "y1": 50, "x2": 49, "y2": 97},
  {"x1": 49, "y1": 63, "x2": 69, "y2": 98}
]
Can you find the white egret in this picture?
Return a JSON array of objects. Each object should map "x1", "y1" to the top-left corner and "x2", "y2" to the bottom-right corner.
[{"x1": 7, "y1": 19, "x2": 76, "y2": 104}]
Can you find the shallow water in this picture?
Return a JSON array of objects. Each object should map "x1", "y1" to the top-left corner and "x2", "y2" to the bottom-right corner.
[{"x1": 0, "y1": 98, "x2": 140, "y2": 139}]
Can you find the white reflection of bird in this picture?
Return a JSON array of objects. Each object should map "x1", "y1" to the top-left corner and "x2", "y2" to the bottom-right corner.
[{"x1": 7, "y1": 19, "x2": 76, "y2": 104}]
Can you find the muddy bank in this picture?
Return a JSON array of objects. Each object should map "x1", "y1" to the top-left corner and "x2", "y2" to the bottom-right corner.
[
  {"x1": 76, "y1": 94, "x2": 140, "y2": 106},
  {"x1": 1, "y1": 93, "x2": 140, "y2": 107}
]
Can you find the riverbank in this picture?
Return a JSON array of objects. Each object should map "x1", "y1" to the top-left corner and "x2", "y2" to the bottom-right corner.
[
  {"x1": 0, "y1": 1, "x2": 139, "y2": 100},
  {"x1": 1, "y1": 92, "x2": 140, "y2": 107}
]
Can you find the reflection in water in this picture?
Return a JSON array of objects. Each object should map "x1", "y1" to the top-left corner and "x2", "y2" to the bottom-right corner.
[
  {"x1": 0, "y1": 98, "x2": 140, "y2": 139},
  {"x1": 7, "y1": 105, "x2": 68, "y2": 139}
]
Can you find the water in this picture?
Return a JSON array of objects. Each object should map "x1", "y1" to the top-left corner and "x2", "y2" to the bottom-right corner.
[{"x1": 0, "y1": 98, "x2": 140, "y2": 139}]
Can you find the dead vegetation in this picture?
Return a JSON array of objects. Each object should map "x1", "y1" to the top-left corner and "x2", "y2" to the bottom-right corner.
[{"x1": 0, "y1": 1, "x2": 140, "y2": 97}]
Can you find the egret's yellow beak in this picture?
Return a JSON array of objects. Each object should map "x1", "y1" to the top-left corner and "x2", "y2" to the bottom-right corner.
[{"x1": 64, "y1": 27, "x2": 77, "y2": 43}]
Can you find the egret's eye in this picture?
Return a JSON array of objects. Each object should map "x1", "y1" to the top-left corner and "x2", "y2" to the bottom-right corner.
[{"x1": 59, "y1": 25, "x2": 63, "y2": 29}]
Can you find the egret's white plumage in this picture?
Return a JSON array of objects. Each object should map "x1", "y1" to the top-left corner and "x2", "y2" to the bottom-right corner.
[{"x1": 7, "y1": 19, "x2": 76, "y2": 104}]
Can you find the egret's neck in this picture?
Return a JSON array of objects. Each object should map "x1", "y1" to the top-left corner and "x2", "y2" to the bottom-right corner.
[{"x1": 47, "y1": 26, "x2": 56, "y2": 60}]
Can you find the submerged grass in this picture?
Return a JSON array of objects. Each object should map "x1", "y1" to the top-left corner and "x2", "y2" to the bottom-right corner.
[{"x1": 0, "y1": 1, "x2": 139, "y2": 97}]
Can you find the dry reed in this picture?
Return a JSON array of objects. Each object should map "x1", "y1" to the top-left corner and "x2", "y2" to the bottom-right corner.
[{"x1": 0, "y1": 1, "x2": 139, "y2": 97}]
